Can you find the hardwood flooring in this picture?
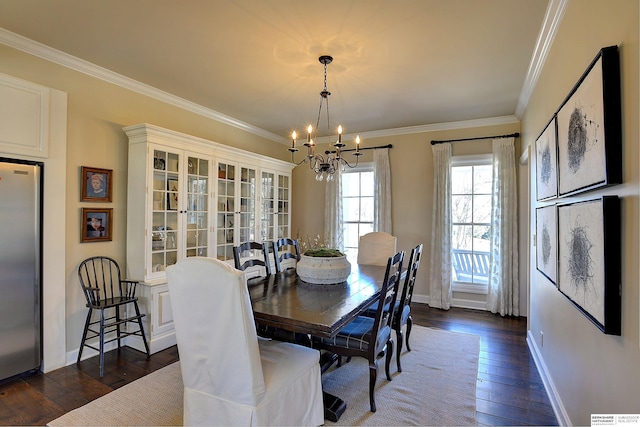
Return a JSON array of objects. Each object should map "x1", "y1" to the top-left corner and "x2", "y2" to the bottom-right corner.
[{"x1": 0, "y1": 304, "x2": 557, "y2": 426}]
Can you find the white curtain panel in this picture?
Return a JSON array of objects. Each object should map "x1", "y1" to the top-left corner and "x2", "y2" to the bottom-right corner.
[
  {"x1": 374, "y1": 148, "x2": 392, "y2": 233},
  {"x1": 324, "y1": 168, "x2": 344, "y2": 251},
  {"x1": 429, "y1": 143, "x2": 452, "y2": 309},
  {"x1": 488, "y1": 137, "x2": 519, "y2": 316}
]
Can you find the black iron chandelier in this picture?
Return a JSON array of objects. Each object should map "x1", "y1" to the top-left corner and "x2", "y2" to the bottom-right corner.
[{"x1": 289, "y1": 55, "x2": 362, "y2": 182}]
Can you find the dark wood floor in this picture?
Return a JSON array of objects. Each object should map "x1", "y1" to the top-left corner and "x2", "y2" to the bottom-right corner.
[{"x1": 0, "y1": 304, "x2": 557, "y2": 426}]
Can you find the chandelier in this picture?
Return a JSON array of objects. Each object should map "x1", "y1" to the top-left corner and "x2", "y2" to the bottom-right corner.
[{"x1": 289, "y1": 55, "x2": 362, "y2": 182}]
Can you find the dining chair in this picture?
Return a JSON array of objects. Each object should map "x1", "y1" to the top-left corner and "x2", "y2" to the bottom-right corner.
[
  {"x1": 77, "y1": 256, "x2": 150, "y2": 377},
  {"x1": 272, "y1": 238, "x2": 301, "y2": 272},
  {"x1": 357, "y1": 232, "x2": 397, "y2": 266},
  {"x1": 166, "y1": 257, "x2": 324, "y2": 426},
  {"x1": 233, "y1": 241, "x2": 272, "y2": 279},
  {"x1": 314, "y1": 250, "x2": 405, "y2": 413},
  {"x1": 366, "y1": 243, "x2": 423, "y2": 372}
]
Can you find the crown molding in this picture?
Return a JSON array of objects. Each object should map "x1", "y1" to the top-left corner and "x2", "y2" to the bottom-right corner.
[
  {"x1": 0, "y1": 27, "x2": 286, "y2": 144},
  {"x1": 515, "y1": 0, "x2": 570, "y2": 118}
]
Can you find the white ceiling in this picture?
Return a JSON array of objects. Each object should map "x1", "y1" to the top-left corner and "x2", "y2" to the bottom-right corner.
[{"x1": 0, "y1": 0, "x2": 551, "y2": 142}]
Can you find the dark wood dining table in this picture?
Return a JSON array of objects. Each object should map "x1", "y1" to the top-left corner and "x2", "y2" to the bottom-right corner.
[{"x1": 248, "y1": 263, "x2": 388, "y2": 421}]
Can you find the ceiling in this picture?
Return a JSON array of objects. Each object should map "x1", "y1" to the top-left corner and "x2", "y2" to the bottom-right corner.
[{"x1": 0, "y1": 0, "x2": 550, "y2": 143}]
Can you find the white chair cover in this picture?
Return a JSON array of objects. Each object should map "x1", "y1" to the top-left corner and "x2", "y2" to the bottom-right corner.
[
  {"x1": 166, "y1": 257, "x2": 324, "y2": 426},
  {"x1": 357, "y1": 232, "x2": 398, "y2": 266}
]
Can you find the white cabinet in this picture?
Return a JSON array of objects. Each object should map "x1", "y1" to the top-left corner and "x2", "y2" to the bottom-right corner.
[
  {"x1": 215, "y1": 160, "x2": 260, "y2": 262},
  {"x1": 124, "y1": 123, "x2": 293, "y2": 353},
  {"x1": 126, "y1": 140, "x2": 212, "y2": 283}
]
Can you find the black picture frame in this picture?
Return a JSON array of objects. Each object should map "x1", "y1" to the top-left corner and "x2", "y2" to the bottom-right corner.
[
  {"x1": 535, "y1": 116, "x2": 558, "y2": 201},
  {"x1": 81, "y1": 166, "x2": 113, "y2": 202},
  {"x1": 557, "y1": 196, "x2": 620, "y2": 335},
  {"x1": 81, "y1": 208, "x2": 113, "y2": 243},
  {"x1": 556, "y1": 46, "x2": 622, "y2": 197},
  {"x1": 535, "y1": 204, "x2": 557, "y2": 285}
]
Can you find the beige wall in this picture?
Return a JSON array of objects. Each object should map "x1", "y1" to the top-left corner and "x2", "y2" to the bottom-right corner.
[
  {"x1": 292, "y1": 121, "x2": 524, "y2": 310},
  {"x1": 0, "y1": 44, "x2": 288, "y2": 358},
  {"x1": 521, "y1": 1, "x2": 639, "y2": 424}
]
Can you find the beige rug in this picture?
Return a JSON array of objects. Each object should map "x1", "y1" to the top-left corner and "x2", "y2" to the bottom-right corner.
[{"x1": 48, "y1": 326, "x2": 479, "y2": 426}]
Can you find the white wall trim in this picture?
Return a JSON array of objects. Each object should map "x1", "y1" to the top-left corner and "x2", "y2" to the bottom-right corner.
[
  {"x1": 0, "y1": 27, "x2": 522, "y2": 146},
  {"x1": 527, "y1": 331, "x2": 571, "y2": 426},
  {"x1": 0, "y1": 27, "x2": 286, "y2": 144},
  {"x1": 411, "y1": 294, "x2": 488, "y2": 311},
  {"x1": 516, "y1": 0, "x2": 570, "y2": 119}
]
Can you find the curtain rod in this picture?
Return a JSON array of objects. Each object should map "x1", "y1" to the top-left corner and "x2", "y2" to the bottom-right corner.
[
  {"x1": 430, "y1": 132, "x2": 520, "y2": 145},
  {"x1": 340, "y1": 143, "x2": 393, "y2": 153}
]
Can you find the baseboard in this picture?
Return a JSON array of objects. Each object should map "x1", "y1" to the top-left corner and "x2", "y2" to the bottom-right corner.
[
  {"x1": 526, "y1": 330, "x2": 571, "y2": 426},
  {"x1": 413, "y1": 294, "x2": 488, "y2": 311}
]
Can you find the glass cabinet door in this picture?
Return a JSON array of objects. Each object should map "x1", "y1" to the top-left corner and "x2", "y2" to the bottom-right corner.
[
  {"x1": 239, "y1": 166, "x2": 257, "y2": 243},
  {"x1": 151, "y1": 149, "x2": 180, "y2": 273},
  {"x1": 185, "y1": 155, "x2": 210, "y2": 258},
  {"x1": 277, "y1": 174, "x2": 290, "y2": 239},
  {"x1": 261, "y1": 171, "x2": 275, "y2": 241},
  {"x1": 216, "y1": 162, "x2": 236, "y2": 261}
]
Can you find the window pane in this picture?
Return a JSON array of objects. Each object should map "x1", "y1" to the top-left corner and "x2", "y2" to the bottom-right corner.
[
  {"x1": 343, "y1": 197, "x2": 360, "y2": 222},
  {"x1": 344, "y1": 223, "x2": 360, "y2": 248},
  {"x1": 474, "y1": 165, "x2": 493, "y2": 194},
  {"x1": 360, "y1": 223, "x2": 374, "y2": 236},
  {"x1": 472, "y1": 195, "x2": 492, "y2": 223},
  {"x1": 473, "y1": 225, "x2": 491, "y2": 252},
  {"x1": 452, "y1": 166, "x2": 472, "y2": 194},
  {"x1": 360, "y1": 172, "x2": 374, "y2": 197},
  {"x1": 452, "y1": 225, "x2": 472, "y2": 250},
  {"x1": 342, "y1": 173, "x2": 359, "y2": 197},
  {"x1": 452, "y1": 195, "x2": 472, "y2": 223},
  {"x1": 360, "y1": 196, "x2": 374, "y2": 222}
]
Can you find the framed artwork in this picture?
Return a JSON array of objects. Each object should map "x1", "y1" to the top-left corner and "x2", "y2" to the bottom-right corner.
[
  {"x1": 81, "y1": 166, "x2": 113, "y2": 202},
  {"x1": 535, "y1": 204, "x2": 557, "y2": 285},
  {"x1": 167, "y1": 179, "x2": 179, "y2": 210},
  {"x1": 535, "y1": 117, "x2": 558, "y2": 201},
  {"x1": 556, "y1": 46, "x2": 622, "y2": 197},
  {"x1": 557, "y1": 196, "x2": 620, "y2": 335},
  {"x1": 81, "y1": 208, "x2": 113, "y2": 242}
]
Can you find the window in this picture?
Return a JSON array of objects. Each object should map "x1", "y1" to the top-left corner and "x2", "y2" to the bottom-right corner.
[
  {"x1": 341, "y1": 166, "x2": 374, "y2": 263},
  {"x1": 451, "y1": 155, "x2": 492, "y2": 292}
]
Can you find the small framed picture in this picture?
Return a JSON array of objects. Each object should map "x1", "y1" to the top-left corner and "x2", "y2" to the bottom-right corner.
[
  {"x1": 81, "y1": 208, "x2": 113, "y2": 242},
  {"x1": 81, "y1": 166, "x2": 113, "y2": 202}
]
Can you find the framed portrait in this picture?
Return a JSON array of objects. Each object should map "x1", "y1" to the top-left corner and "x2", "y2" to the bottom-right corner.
[
  {"x1": 557, "y1": 196, "x2": 620, "y2": 335},
  {"x1": 535, "y1": 204, "x2": 557, "y2": 285},
  {"x1": 81, "y1": 208, "x2": 113, "y2": 243},
  {"x1": 556, "y1": 46, "x2": 622, "y2": 197},
  {"x1": 535, "y1": 117, "x2": 558, "y2": 201},
  {"x1": 81, "y1": 166, "x2": 113, "y2": 202}
]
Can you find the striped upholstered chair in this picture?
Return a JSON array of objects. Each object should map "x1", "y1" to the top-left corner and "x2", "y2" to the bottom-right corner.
[{"x1": 314, "y1": 250, "x2": 404, "y2": 413}]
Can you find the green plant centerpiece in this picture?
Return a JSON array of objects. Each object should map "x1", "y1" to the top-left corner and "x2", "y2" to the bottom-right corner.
[
  {"x1": 304, "y1": 248, "x2": 344, "y2": 258},
  {"x1": 296, "y1": 234, "x2": 351, "y2": 285}
]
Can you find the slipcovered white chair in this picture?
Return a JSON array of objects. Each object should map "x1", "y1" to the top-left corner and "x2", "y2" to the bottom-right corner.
[
  {"x1": 166, "y1": 257, "x2": 324, "y2": 426},
  {"x1": 357, "y1": 232, "x2": 397, "y2": 266}
]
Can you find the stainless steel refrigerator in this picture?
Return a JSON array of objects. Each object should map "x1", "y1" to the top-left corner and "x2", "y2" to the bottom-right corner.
[{"x1": 0, "y1": 159, "x2": 42, "y2": 381}]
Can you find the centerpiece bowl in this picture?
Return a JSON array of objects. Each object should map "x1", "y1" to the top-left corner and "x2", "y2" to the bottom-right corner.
[{"x1": 296, "y1": 248, "x2": 351, "y2": 285}]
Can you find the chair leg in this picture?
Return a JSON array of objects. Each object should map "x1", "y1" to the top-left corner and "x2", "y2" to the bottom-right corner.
[
  {"x1": 77, "y1": 309, "x2": 93, "y2": 364},
  {"x1": 134, "y1": 302, "x2": 151, "y2": 358},
  {"x1": 115, "y1": 306, "x2": 122, "y2": 349},
  {"x1": 406, "y1": 315, "x2": 413, "y2": 352},
  {"x1": 385, "y1": 339, "x2": 394, "y2": 381},
  {"x1": 395, "y1": 326, "x2": 404, "y2": 373},
  {"x1": 369, "y1": 359, "x2": 378, "y2": 413},
  {"x1": 99, "y1": 309, "x2": 106, "y2": 377}
]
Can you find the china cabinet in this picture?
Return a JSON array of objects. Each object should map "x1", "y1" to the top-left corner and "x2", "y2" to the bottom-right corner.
[{"x1": 124, "y1": 123, "x2": 293, "y2": 353}]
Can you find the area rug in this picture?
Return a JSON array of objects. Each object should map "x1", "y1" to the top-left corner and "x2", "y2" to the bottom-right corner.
[{"x1": 48, "y1": 326, "x2": 479, "y2": 426}]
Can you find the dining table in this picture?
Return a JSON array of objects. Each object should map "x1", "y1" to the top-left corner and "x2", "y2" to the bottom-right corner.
[{"x1": 248, "y1": 262, "x2": 389, "y2": 422}]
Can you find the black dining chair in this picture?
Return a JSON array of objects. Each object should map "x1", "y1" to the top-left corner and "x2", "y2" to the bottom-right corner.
[
  {"x1": 233, "y1": 241, "x2": 272, "y2": 279},
  {"x1": 364, "y1": 243, "x2": 423, "y2": 372},
  {"x1": 77, "y1": 256, "x2": 150, "y2": 377},
  {"x1": 314, "y1": 250, "x2": 404, "y2": 413},
  {"x1": 272, "y1": 238, "x2": 301, "y2": 273}
]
